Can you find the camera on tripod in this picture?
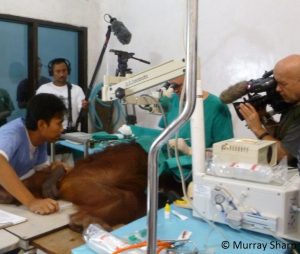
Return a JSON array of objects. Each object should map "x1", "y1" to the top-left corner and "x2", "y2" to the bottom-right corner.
[{"x1": 233, "y1": 70, "x2": 292, "y2": 120}]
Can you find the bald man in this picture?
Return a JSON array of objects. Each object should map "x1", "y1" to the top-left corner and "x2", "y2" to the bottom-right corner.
[{"x1": 239, "y1": 54, "x2": 300, "y2": 167}]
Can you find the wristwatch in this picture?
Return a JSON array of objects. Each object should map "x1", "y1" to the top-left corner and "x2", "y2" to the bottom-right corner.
[{"x1": 258, "y1": 131, "x2": 269, "y2": 140}]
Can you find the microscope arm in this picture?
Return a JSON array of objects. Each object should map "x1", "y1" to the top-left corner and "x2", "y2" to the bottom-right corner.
[{"x1": 102, "y1": 59, "x2": 185, "y2": 103}]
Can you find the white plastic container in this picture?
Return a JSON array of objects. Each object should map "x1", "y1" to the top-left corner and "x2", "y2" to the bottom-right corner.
[
  {"x1": 206, "y1": 159, "x2": 287, "y2": 185},
  {"x1": 84, "y1": 224, "x2": 144, "y2": 254}
]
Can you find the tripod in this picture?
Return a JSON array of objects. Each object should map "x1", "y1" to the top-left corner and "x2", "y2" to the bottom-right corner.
[
  {"x1": 109, "y1": 49, "x2": 150, "y2": 124},
  {"x1": 110, "y1": 49, "x2": 150, "y2": 77}
]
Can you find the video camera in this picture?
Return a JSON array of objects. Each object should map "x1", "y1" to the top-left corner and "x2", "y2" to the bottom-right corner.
[{"x1": 233, "y1": 70, "x2": 292, "y2": 120}]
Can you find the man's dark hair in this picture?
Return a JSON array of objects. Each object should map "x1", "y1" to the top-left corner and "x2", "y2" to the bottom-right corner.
[{"x1": 25, "y1": 93, "x2": 66, "y2": 130}]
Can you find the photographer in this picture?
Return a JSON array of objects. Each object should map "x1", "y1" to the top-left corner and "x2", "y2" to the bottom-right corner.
[
  {"x1": 36, "y1": 58, "x2": 88, "y2": 131},
  {"x1": 239, "y1": 54, "x2": 300, "y2": 167}
]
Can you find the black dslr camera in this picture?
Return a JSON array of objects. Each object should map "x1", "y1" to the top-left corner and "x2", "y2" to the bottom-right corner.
[{"x1": 233, "y1": 70, "x2": 292, "y2": 120}]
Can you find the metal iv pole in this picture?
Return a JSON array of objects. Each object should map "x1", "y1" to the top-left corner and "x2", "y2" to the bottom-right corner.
[{"x1": 146, "y1": 0, "x2": 199, "y2": 253}]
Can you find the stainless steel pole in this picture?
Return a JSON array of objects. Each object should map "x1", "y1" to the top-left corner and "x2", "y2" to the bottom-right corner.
[
  {"x1": 146, "y1": 1, "x2": 198, "y2": 253},
  {"x1": 50, "y1": 143, "x2": 55, "y2": 163}
]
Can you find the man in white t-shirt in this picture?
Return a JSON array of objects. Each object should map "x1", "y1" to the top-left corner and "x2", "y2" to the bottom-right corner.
[{"x1": 36, "y1": 58, "x2": 88, "y2": 131}]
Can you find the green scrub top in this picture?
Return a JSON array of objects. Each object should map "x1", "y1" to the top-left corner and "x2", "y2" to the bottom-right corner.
[
  {"x1": 159, "y1": 93, "x2": 234, "y2": 148},
  {"x1": 158, "y1": 93, "x2": 234, "y2": 180}
]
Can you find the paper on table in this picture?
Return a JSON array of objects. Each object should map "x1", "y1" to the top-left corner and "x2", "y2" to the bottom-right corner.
[
  {"x1": 58, "y1": 200, "x2": 73, "y2": 210},
  {"x1": 0, "y1": 209, "x2": 27, "y2": 228}
]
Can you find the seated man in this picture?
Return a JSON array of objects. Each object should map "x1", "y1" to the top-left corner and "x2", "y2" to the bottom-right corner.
[
  {"x1": 239, "y1": 54, "x2": 300, "y2": 167},
  {"x1": 0, "y1": 93, "x2": 67, "y2": 215}
]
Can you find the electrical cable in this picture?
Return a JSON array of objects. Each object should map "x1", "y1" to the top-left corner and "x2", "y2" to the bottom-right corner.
[
  {"x1": 171, "y1": 77, "x2": 228, "y2": 247},
  {"x1": 89, "y1": 82, "x2": 126, "y2": 132},
  {"x1": 112, "y1": 100, "x2": 126, "y2": 130}
]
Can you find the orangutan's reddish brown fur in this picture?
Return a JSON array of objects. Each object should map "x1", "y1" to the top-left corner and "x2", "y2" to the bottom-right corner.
[
  {"x1": 0, "y1": 143, "x2": 148, "y2": 232},
  {"x1": 59, "y1": 143, "x2": 148, "y2": 231}
]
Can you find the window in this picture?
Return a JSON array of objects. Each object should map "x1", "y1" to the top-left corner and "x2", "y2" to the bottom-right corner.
[
  {"x1": 0, "y1": 20, "x2": 28, "y2": 122},
  {"x1": 0, "y1": 14, "x2": 87, "y2": 129}
]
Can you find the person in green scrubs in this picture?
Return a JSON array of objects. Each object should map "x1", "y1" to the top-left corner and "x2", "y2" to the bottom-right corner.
[{"x1": 158, "y1": 75, "x2": 234, "y2": 183}]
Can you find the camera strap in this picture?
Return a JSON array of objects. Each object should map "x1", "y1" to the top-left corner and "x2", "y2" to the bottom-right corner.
[{"x1": 67, "y1": 83, "x2": 73, "y2": 129}]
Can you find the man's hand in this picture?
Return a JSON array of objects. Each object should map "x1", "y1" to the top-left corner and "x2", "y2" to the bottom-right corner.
[
  {"x1": 50, "y1": 161, "x2": 72, "y2": 173},
  {"x1": 238, "y1": 103, "x2": 266, "y2": 137},
  {"x1": 168, "y1": 138, "x2": 192, "y2": 155},
  {"x1": 162, "y1": 87, "x2": 175, "y2": 98},
  {"x1": 27, "y1": 198, "x2": 59, "y2": 215}
]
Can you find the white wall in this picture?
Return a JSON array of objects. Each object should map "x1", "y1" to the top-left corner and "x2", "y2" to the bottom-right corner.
[
  {"x1": 198, "y1": 0, "x2": 300, "y2": 138},
  {"x1": 100, "y1": 0, "x2": 300, "y2": 137},
  {"x1": 99, "y1": 0, "x2": 187, "y2": 128},
  {"x1": 2, "y1": 0, "x2": 300, "y2": 137}
]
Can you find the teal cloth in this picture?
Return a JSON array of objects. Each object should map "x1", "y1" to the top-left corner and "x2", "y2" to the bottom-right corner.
[
  {"x1": 129, "y1": 125, "x2": 193, "y2": 177},
  {"x1": 92, "y1": 131, "x2": 119, "y2": 141},
  {"x1": 165, "y1": 155, "x2": 192, "y2": 169},
  {"x1": 91, "y1": 131, "x2": 134, "y2": 155},
  {"x1": 162, "y1": 155, "x2": 192, "y2": 180},
  {"x1": 130, "y1": 125, "x2": 162, "y2": 152},
  {"x1": 130, "y1": 125, "x2": 168, "y2": 175}
]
